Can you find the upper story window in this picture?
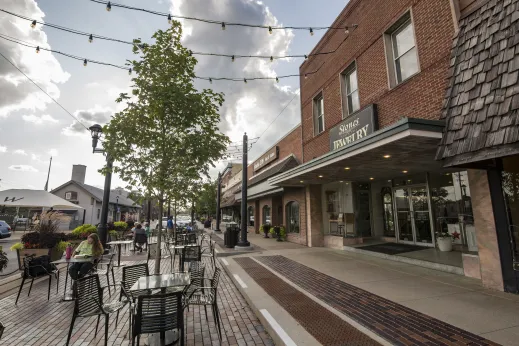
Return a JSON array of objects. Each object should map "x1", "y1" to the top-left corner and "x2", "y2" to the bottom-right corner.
[
  {"x1": 65, "y1": 191, "x2": 78, "y2": 200},
  {"x1": 385, "y1": 12, "x2": 419, "y2": 87},
  {"x1": 341, "y1": 63, "x2": 360, "y2": 117},
  {"x1": 313, "y1": 94, "x2": 324, "y2": 135}
]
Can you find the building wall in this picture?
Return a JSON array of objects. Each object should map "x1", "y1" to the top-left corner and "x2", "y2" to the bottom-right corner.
[
  {"x1": 283, "y1": 187, "x2": 307, "y2": 245},
  {"x1": 52, "y1": 183, "x2": 97, "y2": 225},
  {"x1": 300, "y1": 0, "x2": 455, "y2": 162}
]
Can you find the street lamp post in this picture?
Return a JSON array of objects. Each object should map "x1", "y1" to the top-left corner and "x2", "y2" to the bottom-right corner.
[
  {"x1": 89, "y1": 124, "x2": 113, "y2": 247},
  {"x1": 116, "y1": 196, "x2": 119, "y2": 222}
]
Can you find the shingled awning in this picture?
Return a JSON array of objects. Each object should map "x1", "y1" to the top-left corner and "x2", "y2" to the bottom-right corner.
[{"x1": 436, "y1": 0, "x2": 519, "y2": 167}]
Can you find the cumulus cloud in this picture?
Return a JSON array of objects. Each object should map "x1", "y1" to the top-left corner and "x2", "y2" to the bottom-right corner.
[
  {"x1": 9, "y1": 165, "x2": 38, "y2": 172},
  {"x1": 0, "y1": 0, "x2": 70, "y2": 117},
  {"x1": 62, "y1": 106, "x2": 113, "y2": 136},
  {"x1": 0, "y1": 145, "x2": 7, "y2": 153},
  {"x1": 48, "y1": 148, "x2": 58, "y2": 156},
  {"x1": 13, "y1": 149, "x2": 27, "y2": 155},
  {"x1": 170, "y1": 0, "x2": 301, "y2": 159},
  {"x1": 22, "y1": 114, "x2": 59, "y2": 124}
]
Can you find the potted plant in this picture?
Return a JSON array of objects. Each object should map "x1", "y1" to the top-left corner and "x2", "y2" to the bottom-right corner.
[
  {"x1": 260, "y1": 224, "x2": 271, "y2": 238},
  {"x1": 0, "y1": 246, "x2": 8, "y2": 272},
  {"x1": 269, "y1": 225, "x2": 286, "y2": 241},
  {"x1": 436, "y1": 231, "x2": 453, "y2": 252}
]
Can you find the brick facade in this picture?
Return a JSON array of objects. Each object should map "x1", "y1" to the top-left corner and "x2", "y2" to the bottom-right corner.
[{"x1": 300, "y1": 0, "x2": 455, "y2": 162}]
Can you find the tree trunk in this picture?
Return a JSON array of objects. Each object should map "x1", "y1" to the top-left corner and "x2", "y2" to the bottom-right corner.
[{"x1": 154, "y1": 197, "x2": 164, "y2": 275}]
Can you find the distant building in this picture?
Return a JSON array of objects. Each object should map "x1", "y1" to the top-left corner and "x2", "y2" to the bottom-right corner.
[{"x1": 51, "y1": 165, "x2": 141, "y2": 227}]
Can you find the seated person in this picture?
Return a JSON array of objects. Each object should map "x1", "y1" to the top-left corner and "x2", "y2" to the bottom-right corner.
[
  {"x1": 144, "y1": 222, "x2": 151, "y2": 238},
  {"x1": 133, "y1": 223, "x2": 147, "y2": 252},
  {"x1": 186, "y1": 223, "x2": 193, "y2": 232},
  {"x1": 69, "y1": 233, "x2": 104, "y2": 280}
]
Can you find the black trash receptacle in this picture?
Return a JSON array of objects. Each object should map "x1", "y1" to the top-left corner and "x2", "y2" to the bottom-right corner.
[{"x1": 224, "y1": 224, "x2": 240, "y2": 248}]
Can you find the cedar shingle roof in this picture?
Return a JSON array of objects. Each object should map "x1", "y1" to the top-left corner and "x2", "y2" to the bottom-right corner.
[{"x1": 436, "y1": 0, "x2": 519, "y2": 166}]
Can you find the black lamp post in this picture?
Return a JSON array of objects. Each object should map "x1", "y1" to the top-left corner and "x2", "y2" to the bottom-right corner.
[
  {"x1": 89, "y1": 124, "x2": 113, "y2": 247},
  {"x1": 115, "y1": 196, "x2": 119, "y2": 222}
]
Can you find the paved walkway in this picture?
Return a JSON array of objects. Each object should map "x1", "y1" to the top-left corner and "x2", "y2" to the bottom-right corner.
[
  {"x1": 216, "y1": 231, "x2": 519, "y2": 346},
  {"x1": 0, "y1": 253, "x2": 273, "y2": 346}
]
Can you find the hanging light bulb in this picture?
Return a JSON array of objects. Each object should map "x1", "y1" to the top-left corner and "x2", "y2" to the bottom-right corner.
[
  {"x1": 83, "y1": 59, "x2": 88, "y2": 67},
  {"x1": 270, "y1": 56, "x2": 273, "y2": 62},
  {"x1": 310, "y1": 28, "x2": 314, "y2": 36},
  {"x1": 268, "y1": 26, "x2": 273, "y2": 35},
  {"x1": 36, "y1": 46, "x2": 40, "y2": 53},
  {"x1": 244, "y1": 78, "x2": 247, "y2": 84},
  {"x1": 276, "y1": 77, "x2": 279, "y2": 83},
  {"x1": 168, "y1": 14, "x2": 172, "y2": 24},
  {"x1": 345, "y1": 27, "x2": 350, "y2": 34},
  {"x1": 30, "y1": 20, "x2": 36, "y2": 28},
  {"x1": 188, "y1": 50, "x2": 193, "y2": 56},
  {"x1": 106, "y1": 2, "x2": 112, "y2": 11},
  {"x1": 304, "y1": 74, "x2": 308, "y2": 79},
  {"x1": 304, "y1": 55, "x2": 308, "y2": 60},
  {"x1": 89, "y1": 34, "x2": 93, "y2": 43},
  {"x1": 221, "y1": 22, "x2": 226, "y2": 30},
  {"x1": 231, "y1": 55, "x2": 235, "y2": 62},
  {"x1": 128, "y1": 68, "x2": 132, "y2": 75},
  {"x1": 209, "y1": 78, "x2": 213, "y2": 84}
]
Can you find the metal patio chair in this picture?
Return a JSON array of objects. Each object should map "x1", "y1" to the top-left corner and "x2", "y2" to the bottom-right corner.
[
  {"x1": 116, "y1": 263, "x2": 152, "y2": 326},
  {"x1": 180, "y1": 246, "x2": 201, "y2": 272},
  {"x1": 147, "y1": 243, "x2": 172, "y2": 273},
  {"x1": 15, "y1": 254, "x2": 59, "y2": 305},
  {"x1": 93, "y1": 253, "x2": 116, "y2": 295},
  {"x1": 201, "y1": 240, "x2": 217, "y2": 269}
]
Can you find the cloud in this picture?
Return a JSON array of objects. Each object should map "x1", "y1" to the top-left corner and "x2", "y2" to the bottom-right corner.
[
  {"x1": 170, "y1": 0, "x2": 301, "y2": 162},
  {"x1": 0, "y1": 146, "x2": 6, "y2": 153},
  {"x1": 62, "y1": 106, "x2": 113, "y2": 136},
  {"x1": 0, "y1": 0, "x2": 70, "y2": 117},
  {"x1": 13, "y1": 149, "x2": 27, "y2": 155},
  {"x1": 8, "y1": 165, "x2": 38, "y2": 172},
  {"x1": 22, "y1": 114, "x2": 59, "y2": 124},
  {"x1": 48, "y1": 148, "x2": 58, "y2": 157}
]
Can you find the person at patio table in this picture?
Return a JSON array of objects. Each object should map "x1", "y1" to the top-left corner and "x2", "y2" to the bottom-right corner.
[
  {"x1": 68, "y1": 233, "x2": 104, "y2": 280},
  {"x1": 167, "y1": 216, "x2": 174, "y2": 235},
  {"x1": 133, "y1": 223, "x2": 147, "y2": 252}
]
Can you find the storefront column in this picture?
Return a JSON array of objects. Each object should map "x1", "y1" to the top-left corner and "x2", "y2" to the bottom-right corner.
[
  {"x1": 306, "y1": 185, "x2": 324, "y2": 247},
  {"x1": 467, "y1": 169, "x2": 504, "y2": 291}
]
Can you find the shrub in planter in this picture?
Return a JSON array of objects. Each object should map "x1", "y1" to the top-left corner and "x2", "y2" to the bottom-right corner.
[
  {"x1": 114, "y1": 221, "x2": 128, "y2": 232},
  {"x1": 260, "y1": 224, "x2": 271, "y2": 238},
  {"x1": 71, "y1": 224, "x2": 97, "y2": 239},
  {"x1": 269, "y1": 225, "x2": 286, "y2": 241},
  {"x1": 435, "y1": 231, "x2": 453, "y2": 252}
]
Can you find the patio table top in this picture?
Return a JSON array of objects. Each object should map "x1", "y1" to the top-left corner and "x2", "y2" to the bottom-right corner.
[{"x1": 130, "y1": 272, "x2": 190, "y2": 291}]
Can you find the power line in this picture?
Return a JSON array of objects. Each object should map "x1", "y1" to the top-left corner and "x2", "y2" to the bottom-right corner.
[
  {"x1": 88, "y1": 0, "x2": 357, "y2": 33},
  {"x1": 0, "y1": 8, "x2": 357, "y2": 62},
  {"x1": 0, "y1": 50, "x2": 91, "y2": 132},
  {"x1": 0, "y1": 33, "x2": 326, "y2": 82},
  {"x1": 257, "y1": 93, "x2": 299, "y2": 141}
]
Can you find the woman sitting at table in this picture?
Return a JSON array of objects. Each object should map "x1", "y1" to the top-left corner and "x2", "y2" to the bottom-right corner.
[
  {"x1": 69, "y1": 233, "x2": 104, "y2": 280},
  {"x1": 133, "y1": 223, "x2": 148, "y2": 253}
]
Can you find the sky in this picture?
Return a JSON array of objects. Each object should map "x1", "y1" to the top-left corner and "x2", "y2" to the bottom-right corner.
[{"x1": 0, "y1": 0, "x2": 348, "y2": 191}]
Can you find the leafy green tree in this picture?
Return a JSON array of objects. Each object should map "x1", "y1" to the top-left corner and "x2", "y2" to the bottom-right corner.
[
  {"x1": 102, "y1": 22, "x2": 229, "y2": 273},
  {"x1": 195, "y1": 180, "x2": 218, "y2": 218}
]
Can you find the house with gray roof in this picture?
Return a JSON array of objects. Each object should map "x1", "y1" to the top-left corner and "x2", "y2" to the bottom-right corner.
[{"x1": 51, "y1": 165, "x2": 141, "y2": 227}]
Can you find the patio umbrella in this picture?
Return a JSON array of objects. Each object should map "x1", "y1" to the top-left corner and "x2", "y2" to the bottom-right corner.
[{"x1": 0, "y1": 189, "x2": 83, "y2": 210}]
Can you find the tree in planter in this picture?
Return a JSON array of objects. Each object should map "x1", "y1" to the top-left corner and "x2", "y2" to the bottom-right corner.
[
  {"x1": 269, "y1": 225, "x2": 286, "y2": 241},
  {"x1": 260, "y1": 224, "x2": 271, "y2": 238},
  {"x1": 102, "y1": 21, "x2": 229, "y2": 274}
]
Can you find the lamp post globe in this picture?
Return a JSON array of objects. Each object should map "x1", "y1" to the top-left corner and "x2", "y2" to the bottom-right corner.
[{"x1": 89, "y1": 124, "x2": 103, "y2": 153}]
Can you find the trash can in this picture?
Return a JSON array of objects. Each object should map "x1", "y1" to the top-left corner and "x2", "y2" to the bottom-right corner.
[{"x1": 224, "y1": 224, "x2": 240, "y2": 248}]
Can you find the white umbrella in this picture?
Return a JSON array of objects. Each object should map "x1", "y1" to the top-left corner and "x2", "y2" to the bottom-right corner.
[{"x1": 0, "y1": 189, "x2": 83, "y2": 210}]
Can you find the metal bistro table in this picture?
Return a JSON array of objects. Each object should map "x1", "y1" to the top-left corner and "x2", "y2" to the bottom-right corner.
[
  {"x1": 170, "y1": 243, "x2": 198, "y2": 271},
  {"x1": 106, "y1": 240, "x2": 134, "y2": 267},
  {"x1": 51, "y1": 257, "x2": 95, "y2": 302},
  {"x1": 130, "y1": 272, "x2": 191, "y2": 346}
]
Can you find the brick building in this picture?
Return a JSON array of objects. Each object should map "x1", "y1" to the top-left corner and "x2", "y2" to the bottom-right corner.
[{"x1": 268, "y1": 0, "x2": 518, "y2": 290}]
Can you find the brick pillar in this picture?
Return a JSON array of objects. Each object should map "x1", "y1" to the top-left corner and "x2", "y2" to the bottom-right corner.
[
  {"x1": 468, "y1": 169, "x2": 504, "y2": 291},
  {"x1": 306, "y1": 185, "x2": 324, "y2": 247}
]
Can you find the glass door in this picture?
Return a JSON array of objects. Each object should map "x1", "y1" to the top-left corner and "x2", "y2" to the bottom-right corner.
[{"x1": 394, "y1": 186, "x2": 433, "y2": 246}]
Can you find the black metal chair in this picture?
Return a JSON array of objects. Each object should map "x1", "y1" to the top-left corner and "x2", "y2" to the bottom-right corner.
[
  {"x1": 201, "y1": 241, "x2": 217, "y2": 269},
  {"x1": 116, "y1": 263, "x2": 152, "y2": 326},
  {"x1": 186, "y1": 233, "x2": 197, "y2": 245},
  {"x1": 134, "y1": 233, "x2": 148, "y2": 252},
  {"x1": 15, "y1": 254, "x2": 59, "y2": 305},
  {"x1": 131, "y1": 291, "x2": 185, "y2": 346},
  {"x1": 0, "y1": 320, "x2": 4, "y2": 340},
  {"x1": 180, "y1": 246, "x2": 201, "y2": 272},
  {"x1": 185, "y1": 267, "x2": 222, "y2": 340},
  {"x1": 93, "y1": 253, "x2": 116, "y2": 295},
  {"x1": 179, "y1": 261, "x2": 206, "y2": 298},
  {"x1": 66, "y1": 275, "x2": 125, "y2": 346}
]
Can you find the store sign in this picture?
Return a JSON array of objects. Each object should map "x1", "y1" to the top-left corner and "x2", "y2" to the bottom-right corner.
[
  {"x1": 253, "y1": 146, "x2": 278, "y2": 172},
  {"x1": 329, "y1": 105, "x2": 378, "y2": 151}
]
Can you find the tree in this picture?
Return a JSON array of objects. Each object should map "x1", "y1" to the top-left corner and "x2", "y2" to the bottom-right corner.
[
  {"x1": 195, "y1": 180, "x2": 218, "y2": 217},
  {"x1": 102, "y1": 21, "x2": 229, "y2": 274}
]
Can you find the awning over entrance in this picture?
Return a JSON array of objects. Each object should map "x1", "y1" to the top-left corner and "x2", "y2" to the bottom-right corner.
[
  {"x1": 236, "y1": 180, "x2": 283, "y2": 202},
  {"x1": 269, "y1": 118, "x2": 448, "y2": 186}
]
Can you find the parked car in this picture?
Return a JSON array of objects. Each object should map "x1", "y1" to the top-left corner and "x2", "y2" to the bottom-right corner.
[
  {"x1": 176, "y1": 216, "x2": 191, "y2": 227},
  {"x1": 0, "y1": 221, "x2": 12, "y2": 239},
  {"x1": 162, "y1": 217, "x2": 169, "y2": 228}
]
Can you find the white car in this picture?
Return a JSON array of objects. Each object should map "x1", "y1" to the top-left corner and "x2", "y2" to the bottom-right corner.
[
  {"x1": 161, "y1": 217, "x2": 169, "y2": 228},
  {"x1": 176, "y1": 216, "x2": 191, "y2": 227}
]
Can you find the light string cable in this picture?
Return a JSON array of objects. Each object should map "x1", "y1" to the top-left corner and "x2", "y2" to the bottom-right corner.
[
  {"x1": 0, "y1": 32, "x2": 326, "y2": 82},
  {"x1": 89, "y1": 0, "x2": 358, "y2": 34},
  {"x1": 0, "y1": 9, "x2": 357, "y2": 62}
]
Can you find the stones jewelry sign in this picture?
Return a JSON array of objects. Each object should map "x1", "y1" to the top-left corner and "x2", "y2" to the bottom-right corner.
[
  {"x1": 329, "y1": 104, "x2": 378, "y2": 151},
  {"x1": 253, "y1": 146, "x2": 279, "y2": 172}
]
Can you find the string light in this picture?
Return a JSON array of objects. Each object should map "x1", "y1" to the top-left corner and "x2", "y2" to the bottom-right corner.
[
  {"x1": 83, "y1": 59, "x2": 88, "y2": 66},
  {"x1": 106, "y1": 1, "x2": 111, "y2": 11},
  {"x1": 1, "y1": 9, "x2": 358, "y2": 63},
  {"x1": 35, "y1": 46, "x2": 39, "y2": 53},
  {"x1": 244, "y1": 78, "x2": 247, "y2": 84},
  {"x1": 310, "y1": 28, "x2": 314, "y2": 36},
  {"x1": 276, "y1": 77, "x2": 279, "y2": 83},
  {"x1": 85, "y1": 0, "x2": 357, "y2": 34},
  {"x1": 209, "y1": 78, "x2": 212, "y2": 84},
  {"x1": 128, "y1": 68, "x2": 132, "y2": 75},
  {"x1": 270, "y1": 56, "x2": 273, "y2": 62},
  {"x1": 30, "y1": 20, "x2": 36, "y2": 28},
  {"x1": 268, "y1": 26, "x2": 273, "y2": 35},
  {"x1": 304, "y1": 74, "x2": 308, "y2": 79},
  {"x1": 168, "y1": 14, "x2": 172, "y2": 24},
  {"x1": 89, "y1": 34, "x2": 93, "y2": 43},
  {"x1": 231, "y1": 55, "x2": 235, "y2": 62},
  {"x1": 345, "y1": 28, "x2": 350, "y2": 34}
]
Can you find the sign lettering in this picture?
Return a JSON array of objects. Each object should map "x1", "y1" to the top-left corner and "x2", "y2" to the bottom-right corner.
[
  {"x1": 253, "y1": 146, "x2": 279, "y2": 172},
  {"x1": 4, "y1": 197, "x2": 24, "y2": 203},
  {"x1": 329, "y1": 105, "x2": 378, "y2": 152}
]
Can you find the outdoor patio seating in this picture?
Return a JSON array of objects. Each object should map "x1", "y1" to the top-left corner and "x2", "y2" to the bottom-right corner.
[
  {"x1": 180, "y1": 245, "x2": 201, "y2": 272},
  {"x1": 93, "y1": 253, "x2": 116, "y2": 295},
  {"x1": 147, "y1": 243, "x2": 172, "y2": 273},
  {"x1": 116, "y1": 263, "x2": 152, "y2": 326},
  {"x1": 66, "y1": 274, "x2": 125, "y2": 346},
  {"x1": 184, "y1": 267, "x2": 222, "y2": 340},
  {"x1": 131, "y1": 291, "x2": 185, "y2": 346},
  {"x1": 15, "y1": 254, "x2": 59, "y2": 305},
  {"x1": 201, "y1": 241, "x2": 217, "y2": 269}
]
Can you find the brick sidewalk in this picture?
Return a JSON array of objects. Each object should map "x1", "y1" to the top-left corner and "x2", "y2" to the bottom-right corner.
[{"x1": 0, "y1": 257, "x2": 273, "y2": 346}]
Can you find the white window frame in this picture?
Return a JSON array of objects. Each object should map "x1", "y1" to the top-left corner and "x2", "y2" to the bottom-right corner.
[
  {"x1": 65, "y1": 192, "x2": 72, "y2": 200},
  {"x1": 384, "y1": 11, "x2": 420, "y2": 88},
  {"x1": 341, "y1": 62, "x2": 360, "y2": 118},
  {"x1": 313, "y1": 94, "x2": 325, "y2": 136}
]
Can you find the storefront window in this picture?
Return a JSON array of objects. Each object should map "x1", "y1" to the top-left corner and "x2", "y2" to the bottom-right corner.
[
  {"x1": 262, "y1": 205, "x2": 271, "y2": 225},
  {"x1": 381, "y1": 187, "x2": 395, "y2": 237},
  {"x1": 322, "y1": 182, "x2": 354, "y2": 237},
  {"x1": 355, "y1": 183, "x2": 372, "y2": 237},
  {"x1": 502, "y1": 156, "x2": 519, "y2": 268},
  {"x1": 429, "y1": 171, "x2": 475, "y2": 249},
  {"x1": 248, "y1": 206, "x2": 254, "y2": 226},
  {"x1": 286, "y1": 202, "x2": 300, "y2": 233}
]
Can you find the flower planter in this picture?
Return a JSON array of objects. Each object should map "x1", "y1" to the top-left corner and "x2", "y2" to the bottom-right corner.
[{"x1": 437, "y1": 237, "x2": 453, "y2": 252}]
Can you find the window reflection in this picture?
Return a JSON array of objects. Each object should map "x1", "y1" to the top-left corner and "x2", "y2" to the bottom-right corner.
[
  {"x1": 381, "y1": 187, "x2": 395, "y2": 237},
  {"x1": 502, "y1": 156, "x2": 519, "y2": 267},
  {"x1": 286, "y1": 202, "x2": 300, "y2": 233},
  {"x1": 262, "y1": 205, "x2": 271, "y2": 225}
]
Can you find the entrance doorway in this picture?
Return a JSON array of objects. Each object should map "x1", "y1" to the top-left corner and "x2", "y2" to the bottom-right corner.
[{"x1": 394, "y1": 185, "x2": 434, "y2": 246}]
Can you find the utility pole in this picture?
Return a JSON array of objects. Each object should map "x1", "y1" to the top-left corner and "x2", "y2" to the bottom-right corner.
[
  {"x1": 44, "y1": 157, "x2": 52, "y2": 191},
  {"x1": 215, "y1": 172, "x2": 221, "y2": 232},
  {"x1": 237, "y1": 133, "x2": 250, "y2": 247}
]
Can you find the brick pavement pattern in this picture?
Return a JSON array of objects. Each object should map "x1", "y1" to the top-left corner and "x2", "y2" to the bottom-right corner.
[
  {"x1": 257, "y1": 255, "x2": 500, "y2": 346},
  {"x1": 0, "y1": 257, "x2": 273, "y2": 346},
  {"x1": 235, "y1": 257, "x2": 381, "y2": 346}
]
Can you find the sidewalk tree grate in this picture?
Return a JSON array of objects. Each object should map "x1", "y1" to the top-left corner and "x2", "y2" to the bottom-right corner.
[
  {"x1": 235, "y1": 257, "x2": 381, "y2": 346},
  {"x1": 256, "y1": 255, "x2": 501, "y2": 346}
]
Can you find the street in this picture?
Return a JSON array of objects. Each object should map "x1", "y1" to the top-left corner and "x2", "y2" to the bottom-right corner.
[{"x1": 0, "y1": 234, "x2": 21, "y2": 278}]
